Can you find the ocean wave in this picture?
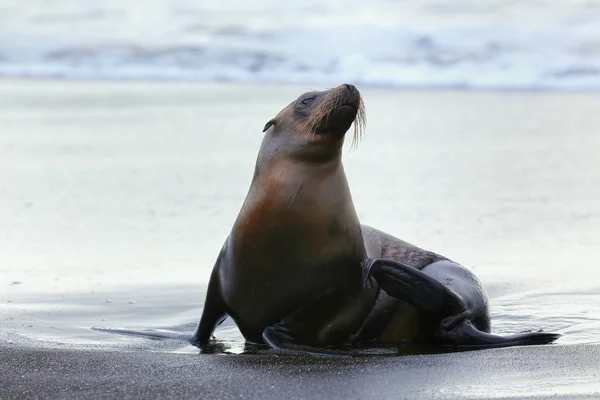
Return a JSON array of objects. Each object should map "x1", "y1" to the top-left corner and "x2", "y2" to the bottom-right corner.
[{"x1": 1, "y1": 1, "x2": 600, "y2": 91}]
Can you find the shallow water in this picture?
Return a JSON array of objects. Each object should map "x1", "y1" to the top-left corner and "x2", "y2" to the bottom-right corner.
[{"x1": 1, "y1": 80, "x2": 600, "y2": 354}]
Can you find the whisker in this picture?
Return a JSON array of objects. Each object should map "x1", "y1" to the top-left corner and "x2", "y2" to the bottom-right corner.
[{"x1": 351, "y1": 96, "x2": 367, "y2": 150}]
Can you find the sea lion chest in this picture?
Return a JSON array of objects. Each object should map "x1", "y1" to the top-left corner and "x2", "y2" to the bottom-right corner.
[{"x1": 218, "y1": 167, "x2": 368, "y2": 341}]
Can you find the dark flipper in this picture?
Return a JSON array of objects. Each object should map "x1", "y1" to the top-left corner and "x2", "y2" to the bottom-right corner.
[
  {"x1": 361, "y1": 258, "x2": 466, "y2": 317},
  {"x1": 439, "y1": 320, "x2": 561, "y2": 349},
  {"x1": 92, "y1": 327, "x2": 193, "y2": 342},
  {"x1": 362, "y1": 257, "x2": 561, "y2": 348},
  {"x1": 260, "y1": 290, "x2": 362, "y2": 358},
  {"x1": 262, "y1": 323, "x2": 352, "y2": 358},
  {"x1": 191, "y1": 270, "x2": 228, "y2": 347}
]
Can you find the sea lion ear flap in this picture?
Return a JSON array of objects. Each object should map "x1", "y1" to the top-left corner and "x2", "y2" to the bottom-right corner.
[{"x1": 262, "y1": 119, "x2": 275, "y2": 133}]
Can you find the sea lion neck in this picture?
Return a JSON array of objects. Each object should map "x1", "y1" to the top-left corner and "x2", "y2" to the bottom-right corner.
[
  {"x1": 236, "y1": 150, "x2": 357, "y2": 238},
  {"x1": 255, "y1": 130, "x2": 344, "y2": 169},
  {"x1": 253, "y1": 156, "x2": 344, "y2": 191}
]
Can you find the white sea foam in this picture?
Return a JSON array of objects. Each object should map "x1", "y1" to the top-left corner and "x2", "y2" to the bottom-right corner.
[{"x1": 1, "y1": 0, "x2": 600, "y2": 90}]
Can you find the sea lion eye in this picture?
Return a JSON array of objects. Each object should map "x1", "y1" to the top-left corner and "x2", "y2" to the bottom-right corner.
[{"x1": 301, "y1": 98, "x2": 315, "y2": 105}]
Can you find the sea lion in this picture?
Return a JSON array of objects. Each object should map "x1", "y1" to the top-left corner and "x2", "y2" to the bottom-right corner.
[{"x1": 191, "y1": 83, "x2": 560, "y2": 354}]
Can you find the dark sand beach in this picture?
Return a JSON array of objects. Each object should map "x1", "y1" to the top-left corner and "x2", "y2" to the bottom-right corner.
[
  {"x1": 1, "y1": 79, "x2": 600, "y2": 398},
  {"x1": 1, "y1": 344, "x2": 600, "y2": 399}
]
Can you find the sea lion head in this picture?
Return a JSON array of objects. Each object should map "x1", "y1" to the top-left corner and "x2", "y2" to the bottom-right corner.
[{"x1": 260, "y1": 84, "x2": 366, "y2": 163}]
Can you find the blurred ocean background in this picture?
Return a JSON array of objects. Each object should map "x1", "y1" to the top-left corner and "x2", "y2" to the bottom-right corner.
[{"x1": 2, "y1": 0, "x2": 600, "y2": 90}]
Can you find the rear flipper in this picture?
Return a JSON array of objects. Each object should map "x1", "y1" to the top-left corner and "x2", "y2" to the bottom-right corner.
[
  {"x1": 439, "y1": 321, "x2": 561, "y2": 349},
  {"x1": 362, "y1": 258, "x2": 561, "y2": 348}
]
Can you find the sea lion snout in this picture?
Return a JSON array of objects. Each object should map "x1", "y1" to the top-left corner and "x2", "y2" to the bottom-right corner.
[
  {"x1": 344, "y1": 83, "x2": 356, "y2": 93},
  {"x1": 330, "y1": 83, "x2": 360, "y2": 107},
  {"x1": 309, "y1": 84, "x2": 363, "y2": 137}
]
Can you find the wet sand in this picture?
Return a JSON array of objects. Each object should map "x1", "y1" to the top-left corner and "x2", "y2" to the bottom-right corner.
[
  {"x1": 1, "y1": 344, "x2": 599, "y2": 399},
  {"x1": 2, "y1": 79, "x2": 600, "y2": 398}
]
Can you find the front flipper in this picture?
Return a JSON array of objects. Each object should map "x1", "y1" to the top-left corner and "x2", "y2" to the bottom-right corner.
[
  {"x1": 260, "y1": 292, "x2": 363, "y2": 359},
  {"x1": 262, "y1": 323, "x2": 352, "y2": 358},
  {"x1": 362, "y1": 258, "x2": 561, "y2": 348},
  {"x1": 190, "y1": 270, "x2": 228, "y2": 348}
]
